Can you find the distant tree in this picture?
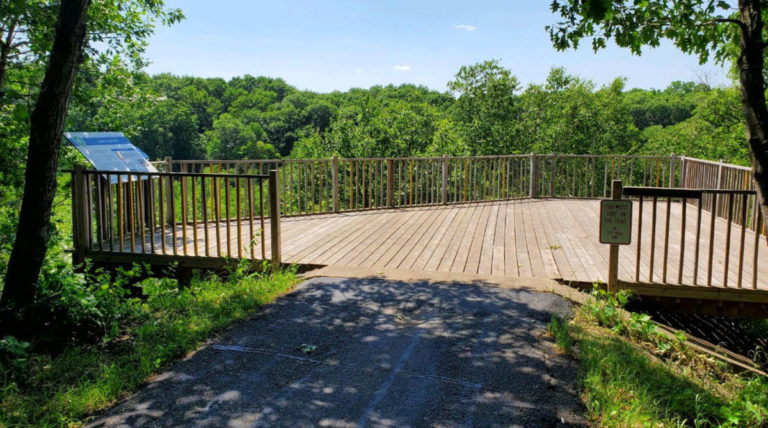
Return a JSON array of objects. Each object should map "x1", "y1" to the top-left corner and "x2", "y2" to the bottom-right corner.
[
  {"x1": 518, "y1": 67, "x2": 638, "y2": 154},
  {"x1": 639, "y1": 86, "x2": 747, "y2": 163},
  {"x1": 204, "y1": 113, "x2": 268, "y2": 159},
  {"x1": 547, "y1": 0, "x2": 768, "y2": 232},
  {"x1": 448, "y1": 60, "x2": 523, "y2": 154}
]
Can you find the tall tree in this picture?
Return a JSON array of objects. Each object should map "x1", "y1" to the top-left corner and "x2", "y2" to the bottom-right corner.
[
  {"x1": 547, "y1": 0, "x2": 768, "y2": 229},
  {"x1": 0, "y1": 0, "x2": 91, "y2": 332},
  {"x1": 448, "y1": 60, "x2": 523, "y2": 154}
]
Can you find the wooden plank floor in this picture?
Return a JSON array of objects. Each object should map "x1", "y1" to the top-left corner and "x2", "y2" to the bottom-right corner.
[{"x1": 110, "y1": 199, "x2": 768, "y2": 290}]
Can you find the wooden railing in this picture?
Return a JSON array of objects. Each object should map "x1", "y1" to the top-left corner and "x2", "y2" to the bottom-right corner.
[
  {"x1": 621, "y1": 185, "x2": 764, "y2": 289},
  {"x1": 70, "y1": 164, "x2": 281, "y2": 265},
  {"x1": 161, "y1": 154, "x2": 680, "y2": 216},
  {"x1": 679, "y1": 157, "x2": 762, "y2": 232}
]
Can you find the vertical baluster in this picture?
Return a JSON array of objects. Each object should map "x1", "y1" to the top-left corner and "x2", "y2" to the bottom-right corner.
[
  {"x1": 181, "y1": 171, "x2": 188, "y2": 256},
  {"x1": 707, "y1": 194, "x2": 717, "y2": 286},
  {"x1": 753, "y1": 207, "x2": 762, "y2": 289},
  {"x1": 310, "y1": 161, "x2": 315, "y2": 213},
  {"x1": 214, "y1": 175, "x2": 221, "y2": 257},
  {"x1": 260, "y1": 179, "x2": 266, "y2": 260},
  {"x1": 137, "y1": 174, "x2": 145, "y2": 253},
  {"x1": 107, "y1": 177, "x2": 114, "y2": 251},
  {"x1": 349, "y1": 160, "x2": 354, "y2": 210},
  {"x1": 236, "y1": 177, "x2": 242, "y2": 258},
  {"x1": 201, "y1": 176, "x2": 209, "y2": 257},
  {"x1": 738, "y1": 194, "x2": 748, "y2": 288},
  {"x1": 95, "y1": 176, "x2": 104, "y2": 251},
  {"x1": 723, "y1": 193, "x2": 734, "y2": 287},
  {"x1": 148, "y1": 174, "x2": 156, "y2": 254},
  {"x1": 157, "y1": 174, "x2": 165, "y2": 255},
  {"x1": 224, "y1": 176, "x2": 231, "y2": 257},
  {"x1": 693, "y1": 197, "x2": 702, "y2": 285},
  {"x1": 678, "y1": 198, "x2": 687, "y2": 284},
  {"x1": 191, "y1": 176, "x2": 198, "y2": 256},
  {"x1": 649, "y1": 197, "x2": 657, "y2": 283},
  {"x1": 248, "y1": 177, "x2": 255, "y2": 258},
  {"x1": 662, "y1": 197, "x2": 671, "y2": 283},
  {"x1": 303, "y1": 161, "x2": 309, "y2": 213},
  {"x1": 127, "y1": 174, "x2": 135, "y2": 252},
  {"x1": 635, "y1": 197, "x2": 643, "y2": 282},
  {"x1": 169, "y1": 175, "x2": 177, "y2": 256},
  {"x1": 116, "y1": 174, "x2": 124, "y2": 252}
]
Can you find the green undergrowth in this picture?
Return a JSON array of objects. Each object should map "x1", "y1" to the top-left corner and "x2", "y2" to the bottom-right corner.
[
  {"x1": 0, "y1": 264, "x2": 299, "y2": 426},
  {"x1": 548, "y1": 287, "x2": 768, "y2": 427}
]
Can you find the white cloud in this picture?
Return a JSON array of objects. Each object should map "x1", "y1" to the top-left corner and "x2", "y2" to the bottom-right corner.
[
  {"x1": 393, "y1": 65, "x2": 411, "y2": 71},
  {"x1": 454, "y1": 24, "x2": 476, "y2": 31},
  {"x1": 354, "y1": 68, "x2": 363, "y2": 73}
]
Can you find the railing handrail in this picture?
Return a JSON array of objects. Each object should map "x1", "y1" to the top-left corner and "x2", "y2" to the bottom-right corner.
[
  {"x1": 163, "y1": 153, "x2": 680, "y2": 163},
  {"x1": 681, "y1": 156, "x2": 752, "y2": 171},
  {"x1": 623, "y1": 186, "x2": 758, "y2": 199},
  {"x1": 72, "y1": 169, "x2": 270, "y2": 180}
]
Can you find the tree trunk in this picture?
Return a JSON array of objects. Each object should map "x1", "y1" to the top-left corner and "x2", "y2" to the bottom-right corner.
[
  {"x1": 738, "y1": 0, "x2": 768, "y2": 238},
  {"x1": 0, "y1": 0, "x2": 91, "y2": 331},
  {"x1": 0, "y1": 21, "x2": 17, "y2": 107}
]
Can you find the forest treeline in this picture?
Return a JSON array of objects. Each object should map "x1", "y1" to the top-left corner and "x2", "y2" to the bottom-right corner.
[
  {"x1": 74, "y1": 61, "x2": 749, "y2": 164},
  {"x1": 0, "y1": 59, "x2": 747, "y2": 194}
]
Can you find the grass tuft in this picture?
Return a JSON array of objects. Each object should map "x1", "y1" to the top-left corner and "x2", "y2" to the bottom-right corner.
[{"x1": 547, "y1": 315, "x2": 573, "y2": 355}]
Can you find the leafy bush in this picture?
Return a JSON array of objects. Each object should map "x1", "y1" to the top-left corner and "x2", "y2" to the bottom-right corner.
[{"x1": 30, "y1": 261, "x2": 147, "y2": 348}]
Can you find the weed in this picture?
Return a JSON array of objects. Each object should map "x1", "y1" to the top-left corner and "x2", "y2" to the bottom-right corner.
[
  {"x1": 573, "y1": 284, "x2": 768, "y2": 426},
  {"x1": 546, "y1": 315, "x2": 573, "y2": 355},
  {"x1": 298, "y1": 344, "x2": 318, "y2": 355}
]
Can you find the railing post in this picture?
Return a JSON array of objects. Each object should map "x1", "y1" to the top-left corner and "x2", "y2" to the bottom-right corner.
[
  {"x1": 669, "y1": 153, "x2": 676, "y2": 188},
  {"x1": 332, "y1": 155, "x2": 339, "y2": 212},
  {"x1": 72, "y1": 163, "x2": 90, "y2": 267},
  {"x1": 387, "y1": 159, "x2": 395, "y2": 207},
  {"x1": 679, "y1": 156, "x2": 687, "y2": 188},
  {"x1": 716, "y1": 159, "x2": 724, "y2": 215},
  {"x1": 550, "y1": 153, "x2": 556, "y2": 197},
  {"x1": 441, "y1": 155, "x2": 448, "y2": 204},
  {"x1": 529, "y1": 153, "x2": 539, "y2": 198},
  {"x1": 165, "y1": 156, "x2": 173, "y2": 226},
  {"x1": 269, "y1": 169, "x2": 282, "y2": 266},
  {"x1": 608, "y1": 179, "x2": 623, "y2": 294},
  {"x1": 716, "y1": 159, "x2": 724, "y2": 190}
]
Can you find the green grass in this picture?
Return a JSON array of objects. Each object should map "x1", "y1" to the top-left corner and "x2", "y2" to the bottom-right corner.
[
  {"x1": 550, "y1": 289, "x2": 768, "y2": 427},
  {"x1": 0, "y1": 268, "x2": 299, "y2": 426},
  {"x1": 547, "y1": 315, "x2": 573, "y2": 354}
]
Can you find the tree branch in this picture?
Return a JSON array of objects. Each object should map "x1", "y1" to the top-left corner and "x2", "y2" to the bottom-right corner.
[{"x1": 714, "y1": 17, "x2": 748, "y2": 33}]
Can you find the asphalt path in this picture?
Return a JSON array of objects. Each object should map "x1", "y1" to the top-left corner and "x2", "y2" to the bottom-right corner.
[{"x1": 88, "y1": 277, "x2": 585, "y2": 427}]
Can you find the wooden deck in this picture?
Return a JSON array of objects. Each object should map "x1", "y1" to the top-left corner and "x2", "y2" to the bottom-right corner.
[{"x1": 103, "y1": 199, "x2": 768, "y2": 291}]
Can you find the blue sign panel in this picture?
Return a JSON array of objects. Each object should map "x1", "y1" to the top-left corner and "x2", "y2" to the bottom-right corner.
[{"x1": 64, "y1": 132, "x2": 157, "y2": 183}]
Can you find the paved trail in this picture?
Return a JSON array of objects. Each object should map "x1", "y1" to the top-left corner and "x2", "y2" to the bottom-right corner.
[{"x1": 88, "y1": 277, "x2": 585, "y2": 427}]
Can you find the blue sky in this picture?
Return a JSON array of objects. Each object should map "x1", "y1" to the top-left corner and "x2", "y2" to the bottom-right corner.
[{"x1": 145, "y1": 0, "x2": 732, "y2": 93}]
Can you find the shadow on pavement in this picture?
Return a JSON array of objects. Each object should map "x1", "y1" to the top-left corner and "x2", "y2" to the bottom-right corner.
[{"x1": 88, "y1": 276, "x2": 585, "y2": 427}]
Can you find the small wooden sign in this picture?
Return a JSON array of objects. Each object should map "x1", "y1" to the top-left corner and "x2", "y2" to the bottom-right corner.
[{"x1": 599, "y1": 200, "x2": 633, "y2": 245}]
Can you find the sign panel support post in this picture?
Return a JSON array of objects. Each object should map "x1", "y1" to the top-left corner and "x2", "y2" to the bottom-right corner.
[{"x1": 608, "y1": 180, "x2": 622, "y2": 293}]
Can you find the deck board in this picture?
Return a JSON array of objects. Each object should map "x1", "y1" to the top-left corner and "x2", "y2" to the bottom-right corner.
[{"x1": 112, "y1": 199, "x2": 768, "y2": 291}]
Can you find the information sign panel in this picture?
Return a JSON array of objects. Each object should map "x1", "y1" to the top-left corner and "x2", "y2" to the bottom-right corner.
[
  {"x1": 599, "y1": 200, "x2": 633, "y2": 245},
  {"x1": 64, "y1": 132, "x2": 156, "y2": 183}
]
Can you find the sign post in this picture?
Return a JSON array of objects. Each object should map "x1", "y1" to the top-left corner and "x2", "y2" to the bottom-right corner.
[{"x1": 600, "y1": 180, "x2": 632, "y2": 293}]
